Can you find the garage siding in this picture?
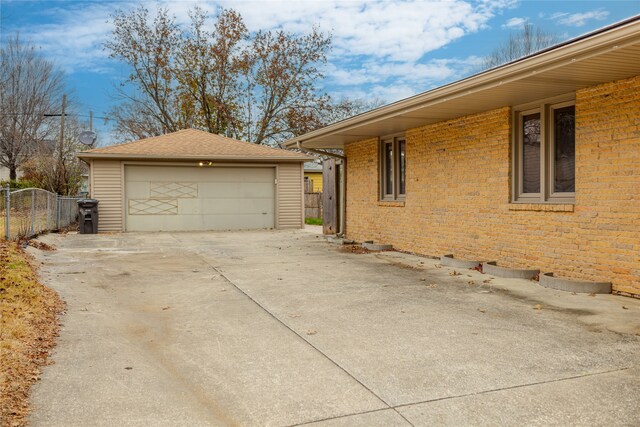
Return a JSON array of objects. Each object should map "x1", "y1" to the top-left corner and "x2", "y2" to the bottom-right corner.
[
  {"x1": 90, "y1": 160, "x2": 304, "y2": 232},
  {"x1": 277, "y1": 163, "x2": 304, "y2": 229},
  {"x1": 91, "y1": 160, "x2": 123, "y2": 232}
]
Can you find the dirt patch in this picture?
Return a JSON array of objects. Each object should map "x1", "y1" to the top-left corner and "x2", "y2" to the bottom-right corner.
[
  {"x1": 339, "y1": 244, "x2": 371, "y2": 254},
  {"x1": 27, "y1": 240, "x2": 56, "y2": 252},
  {"x1": 0, "y1": 241, "x2": 64, "y2": 427},
  {"x1": 339, "y1": 244, "x2": 394, "y2": 255}
]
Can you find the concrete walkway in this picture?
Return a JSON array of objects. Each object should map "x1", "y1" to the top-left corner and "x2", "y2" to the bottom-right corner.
[{"x1": 28, "y1": 230, "x2": 640, "y2": 426}]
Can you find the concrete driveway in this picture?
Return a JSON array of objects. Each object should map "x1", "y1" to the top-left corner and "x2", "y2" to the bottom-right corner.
[{"x1": 29, "y1": 229, "x2": 640, "y2": 426}]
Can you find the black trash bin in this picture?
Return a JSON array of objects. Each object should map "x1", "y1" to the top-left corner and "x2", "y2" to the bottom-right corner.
[{"x1": 77, "y1": 199, "x2": 99, "y2": 234}]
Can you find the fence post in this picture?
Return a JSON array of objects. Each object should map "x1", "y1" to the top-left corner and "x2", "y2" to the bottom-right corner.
[
  {"x1": 46, "y1": 193, "x2": 51, "y2": 230},
  {"x1": 4, "y1": 184, "x2": 10, "y2": 240},
  {"x1": 56, "y1": 195, "x2": 61, "y2": 230},
  {"x1": 30, "y1": 189, "x2": 36, "y2": 236}
]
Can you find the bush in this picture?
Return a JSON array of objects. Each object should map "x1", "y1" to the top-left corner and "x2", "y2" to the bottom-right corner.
[
  {"x1": 305, "y1": 218, "x2": 323, "y2": 225},
  {"x1": 0, "y1": 179, "x2": 38, "y2": 190}
]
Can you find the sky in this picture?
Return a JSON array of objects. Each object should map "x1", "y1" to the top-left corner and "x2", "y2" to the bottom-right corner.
[{"x1": 1, "y1": 0, "x2": 639, "y2": 146}]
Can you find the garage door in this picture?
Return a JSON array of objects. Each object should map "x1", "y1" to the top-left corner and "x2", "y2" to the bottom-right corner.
[{"x1": 125, "y1": 166, "x2": 275, "y2": 231}]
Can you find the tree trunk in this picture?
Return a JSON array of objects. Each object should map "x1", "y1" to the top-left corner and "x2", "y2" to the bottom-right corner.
[{"x1": 9, "y1": 166, "x2": 16, "y2": 181}]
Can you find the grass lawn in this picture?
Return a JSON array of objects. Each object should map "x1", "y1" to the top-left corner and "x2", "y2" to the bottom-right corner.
[
  {"x1": 305, "y1": 218, "x2": 323, "y2": 226},
  {"x1": 0, "y1": 241, "x2": 63, "y2": 426}
]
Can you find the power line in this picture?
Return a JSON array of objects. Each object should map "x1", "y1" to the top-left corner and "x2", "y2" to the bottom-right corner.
[{"x1": 1, "y1": 112, "x2": 110, "y2": 120}]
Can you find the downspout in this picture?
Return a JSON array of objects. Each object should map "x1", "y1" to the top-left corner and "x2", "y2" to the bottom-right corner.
[{"x1": 296, "y1": 141, "x2": 346, "y2": 237}]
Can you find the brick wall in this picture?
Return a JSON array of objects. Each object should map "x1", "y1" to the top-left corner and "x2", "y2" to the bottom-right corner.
[{"x1": 345, "y1": 75, "x2": 640, "y2": 296}]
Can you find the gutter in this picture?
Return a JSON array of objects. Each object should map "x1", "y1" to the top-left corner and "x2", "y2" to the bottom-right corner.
[
  {"x1": 296, "y1": 142, "x2": 346, "y2": 237},
  {"x1": 295, "y1": 142, "x2": 346, "y2": 161}
]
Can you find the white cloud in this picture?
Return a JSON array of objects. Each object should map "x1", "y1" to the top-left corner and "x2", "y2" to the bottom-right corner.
[
  {"x1": 325, "y1": 56, "x2": 483, "y2": 102},
  {"x1": 2, "y1": 0, "x2": 513, "y2": 104},
  {"x1": 217, "y1": 0, "x2": 505, "y2": 62},
  {"x1": 549, "y1": 9, "x2": 609, "y2": 27},
  {"x1": 503, "y1": 17, "x2": 528, "y2": 29}
]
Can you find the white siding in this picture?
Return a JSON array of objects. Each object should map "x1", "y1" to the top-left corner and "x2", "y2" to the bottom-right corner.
[
  {"x1": 91, "y1": 160, "x2": 123, "y2": 232},
  {"x1": 0, "y1": 166, "x2": 23, "y2": 181},
  {"x1": 0, "y1": 166, "x2": 10, "y2": 181},
  {"x1": 277, "y1": 163, "x2": 304, "y2": 229}
]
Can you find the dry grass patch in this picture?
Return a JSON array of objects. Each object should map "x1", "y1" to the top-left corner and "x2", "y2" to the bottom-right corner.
[{"x1": 0, "y1": 241, "x2": 64, "y2": 427}]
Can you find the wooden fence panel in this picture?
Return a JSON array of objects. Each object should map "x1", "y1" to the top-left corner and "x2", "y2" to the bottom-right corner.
[
  {"x1": 323, "y1": 159, "x2": 337, "y2": 234},
  {"x1": 304, "y1": 192, "x2": 322, "y2": 218}
]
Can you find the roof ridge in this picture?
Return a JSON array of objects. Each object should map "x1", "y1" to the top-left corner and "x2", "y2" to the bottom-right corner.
[
  {"x1": 82, "y1": 128, "x2": 290, "y2": 154},
  {"x1": 77, "y1": 127, "x2": 312, "y2": 160}
]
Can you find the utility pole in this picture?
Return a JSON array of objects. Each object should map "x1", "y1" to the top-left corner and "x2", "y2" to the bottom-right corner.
[
  {"x1": 59, "y1": 94, "x2": 66, "y2": 193},
  {"x1": 89, "y1": 110, "x2": 93, "y2": 131}
]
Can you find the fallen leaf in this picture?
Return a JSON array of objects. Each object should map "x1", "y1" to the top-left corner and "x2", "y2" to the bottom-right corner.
[
  {"x1": 162, "y1": 306, "x2": 170, "y2": 310},
  {"x1": 426, "y1": 283, "x2": 438, "y2": 288},
  {"x1": 450, "y1": 270, "x2": 461, "y2": 276},
  {"x1": 622, "y1": 306, "x2": 629, "y2": 310},
  {"x1": 420, "y1": 278, "x2": 426, "y2": 281},
  {"x1": 588, "y1": 293, "x2": 597, "y2": 297},
  {"x1": 306, "y1": 330, "x2": 317, "y2": 336},
  {"x1": 533, "y1": 304, "x2": 542, "y2": 310},
  {"x1": 478, "y1": 308, "x2": 486, "y2": 313}
]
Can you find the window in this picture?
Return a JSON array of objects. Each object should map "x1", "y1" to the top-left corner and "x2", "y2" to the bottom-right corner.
[
  {"x1": 514, "y1": 99, "x2": 575, "y2": 203},
  {"x1": 380, "y1": 136, "x2": 406, "y2": 200}
]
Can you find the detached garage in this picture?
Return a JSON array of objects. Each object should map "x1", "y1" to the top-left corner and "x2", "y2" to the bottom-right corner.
[{"x1": 77, "y1": 129, "x2": 311, "y2": 232}]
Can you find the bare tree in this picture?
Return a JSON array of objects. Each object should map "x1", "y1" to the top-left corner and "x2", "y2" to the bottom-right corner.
[
  {"x1": 105, "y1": 7, "x2": 335, "y2": 145},
  {"x1": 21, "y1": 116, "x2": 89, "y2": 195},
  {"x1": 109, "y1": 101, "x2": 165, "y2": 141},
  {"x1": 322, "y1": 97, "x2": 386, "y2": 126},
  {"x1": 105, "y1": 6, "x2": 181, "y2": 138},
  {"x1": 242, "y1": 26, "x2": 332, "y2": 145},
  {"x1": 0, "y1": 34, "x2": 65, "y2": 179},
  {"x1": 176, "y1": 8, "x2": 248, "y2": 136},
  {"x1": 481, "y1": 24, "x2": 561, "y2": 70}
]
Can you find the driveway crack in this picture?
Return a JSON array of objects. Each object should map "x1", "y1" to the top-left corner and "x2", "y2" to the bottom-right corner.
[
  {"x1": 392, "y1": 365, "x2": 637, "y2": 409},
  {"x1": 182, "y1": 240, "x2": 415, "y2": 427}
]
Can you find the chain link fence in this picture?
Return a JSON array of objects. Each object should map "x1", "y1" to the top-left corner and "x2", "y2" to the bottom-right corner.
[{"x1": 0, "y1": 185, "x2": 81, "y2": 240}]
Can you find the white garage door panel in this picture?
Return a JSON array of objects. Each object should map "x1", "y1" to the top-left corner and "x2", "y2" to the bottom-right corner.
[
  {"x1": 178, "y1": 198, "x2": 274, "y2": 215},
  {"x1": 126, "y1": 165, "x2": 274, "y2": 181},
  {"x1": 125, "y1": 166, "x2": 275, "y2": 231},
  {"x1": 198, "y1": 182, "x2": 274, "y2": 198},
  {"x1": 126, "y1": 213, "x2": 274, "y2": 232}
]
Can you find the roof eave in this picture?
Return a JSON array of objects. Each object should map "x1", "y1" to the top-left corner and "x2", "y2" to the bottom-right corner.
[{"x1": 283, "y1": 15, "x2": 640, "y2": 149}]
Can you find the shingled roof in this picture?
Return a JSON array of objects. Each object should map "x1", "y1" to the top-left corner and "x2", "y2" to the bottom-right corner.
[{"x1": 78, "y1": 129, "x2": 311, "y2": 161}]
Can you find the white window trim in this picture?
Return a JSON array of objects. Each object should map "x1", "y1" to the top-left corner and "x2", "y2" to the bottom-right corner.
[
  {"x1": 379, "y1": 134, "x2": 406, "y2": 201},
  {"x1": 512, "y1": 94, "x2": 576, "y2": 204}
]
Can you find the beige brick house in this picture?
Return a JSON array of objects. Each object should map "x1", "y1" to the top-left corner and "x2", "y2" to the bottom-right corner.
[{"x1": 286, "y1": 17, "x2": 640, "y2": 296}]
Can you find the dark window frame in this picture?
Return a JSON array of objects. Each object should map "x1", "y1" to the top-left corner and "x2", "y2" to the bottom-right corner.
[
  {"x1": 513, "y1": 97, "x2": 576, "y2": 204},
  {"x1": 380, "y1": 135, "x2": 406, "y2": 201}
]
